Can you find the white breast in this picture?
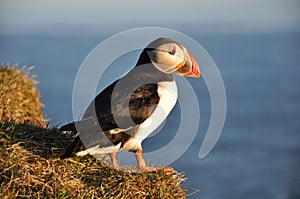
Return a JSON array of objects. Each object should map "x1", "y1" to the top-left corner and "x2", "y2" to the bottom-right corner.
[{"x1": 133, "y1": 80, "x2": 178, "y2": 141}]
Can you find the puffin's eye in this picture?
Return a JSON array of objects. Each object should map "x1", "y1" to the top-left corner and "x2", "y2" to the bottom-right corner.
[{"x1": 168, "y1": 46, "x2": 176, "y2": 55}]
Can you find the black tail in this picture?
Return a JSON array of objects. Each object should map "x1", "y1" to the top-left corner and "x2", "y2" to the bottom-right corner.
[
  {"x1": 60, "y1": 118, "x2": 100, "y2": 159},
  {"x1": 60, "y1": 122, "x2": 77, "y2": 131},
  {"x1": 60, "y1": 136, "x2": 86, "y2": 159},
  {"x1": 60, "y1": 118, "x2": 100, "y2": 132}
]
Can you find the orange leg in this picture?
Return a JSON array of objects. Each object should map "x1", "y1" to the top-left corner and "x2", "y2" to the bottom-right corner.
[
  {"x1": 109, "y1": 152, "x2": 119, "y2": 170},
  {"x1": 135, "y1": 149, "x2": 161, "y2": 171}
]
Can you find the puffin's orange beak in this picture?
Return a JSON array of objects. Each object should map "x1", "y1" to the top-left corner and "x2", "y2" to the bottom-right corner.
[{"x1": 182, "y1": 52, "x2": 200, "y2": 78}]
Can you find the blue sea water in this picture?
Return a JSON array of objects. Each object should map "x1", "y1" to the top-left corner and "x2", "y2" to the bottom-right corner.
[{"x1": 1, "y1": 32, "x2": 300, "y2": 199}]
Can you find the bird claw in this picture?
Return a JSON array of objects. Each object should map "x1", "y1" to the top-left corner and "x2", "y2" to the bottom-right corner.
[{"x1": 142, "y1": 166, "x2": 173, "y2": 172}]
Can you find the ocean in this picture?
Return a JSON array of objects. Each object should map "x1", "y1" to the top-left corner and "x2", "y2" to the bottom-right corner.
[{"x1": 1, "y1": 32, "x2": 299, "y2": 199}]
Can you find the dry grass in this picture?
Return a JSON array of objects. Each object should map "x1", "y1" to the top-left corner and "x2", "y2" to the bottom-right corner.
[
  {"x1": 0, "y1": 65, "x2": 45, "y2": 127},
  {"x1": 0, "y1": 65, "x2": 187, "y2": 198},
  {"x1": 0, "y1": 122, "x2": 186, "y2": 198}
]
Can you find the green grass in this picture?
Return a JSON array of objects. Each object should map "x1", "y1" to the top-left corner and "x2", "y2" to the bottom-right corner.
[{"x1": 0, "y1": 65, "x2": 188, "y2": 198}]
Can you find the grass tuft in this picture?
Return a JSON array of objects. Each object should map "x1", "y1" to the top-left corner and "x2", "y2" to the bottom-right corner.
[{"x1": 0, "y1": 64, "x2": 45, "y2": 127}]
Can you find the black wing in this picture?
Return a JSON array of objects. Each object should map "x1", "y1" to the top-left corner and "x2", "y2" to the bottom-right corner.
[{"x1": 80, "y1": 63, "x2": 173, "y2": 132}]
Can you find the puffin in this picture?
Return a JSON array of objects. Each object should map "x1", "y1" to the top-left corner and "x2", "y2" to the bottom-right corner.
[{"x1": 60, "y1": 38, "x2": 200, "y2": 171}]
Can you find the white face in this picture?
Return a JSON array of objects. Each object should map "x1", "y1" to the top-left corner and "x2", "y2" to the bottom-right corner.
[{"x1": 147, "y1": 42, "x2": 191, "y2": 74}]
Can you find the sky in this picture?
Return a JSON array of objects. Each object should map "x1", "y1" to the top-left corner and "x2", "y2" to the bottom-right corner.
[{"x1": 0, "y1": 0, "x2": 300, "y2": 34}]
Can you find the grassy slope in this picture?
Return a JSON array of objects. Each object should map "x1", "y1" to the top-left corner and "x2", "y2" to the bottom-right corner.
[{"x1": 0, "y1": 65, "x2": 186, "y2": 198}]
